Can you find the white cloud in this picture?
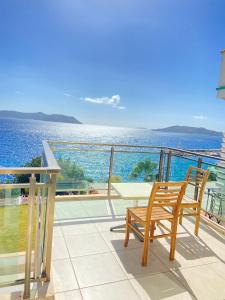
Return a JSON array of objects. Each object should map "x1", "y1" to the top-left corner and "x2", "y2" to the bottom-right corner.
[
  {"x1": 193, "y1": 115, "x2": 208, "y2": 120},
  {"x1": 84, "y1": 94, "x2": 126, "y2": 110},
  {"x1": 64, "y1": 92, "x2": 72, "y2": 97}
]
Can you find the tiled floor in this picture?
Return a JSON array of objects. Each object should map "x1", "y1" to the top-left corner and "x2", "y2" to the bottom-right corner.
[{"x1": 1, "y1": 200, "x2": 225, "y2": 300}]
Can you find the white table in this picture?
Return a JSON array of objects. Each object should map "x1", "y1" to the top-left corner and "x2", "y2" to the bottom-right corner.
[
  {"x1": 110, "y1": 183, "x2": 153, "y2": 236},
  {"x1": 112, "y1": 182, "x2": 153, "y2": 200}
]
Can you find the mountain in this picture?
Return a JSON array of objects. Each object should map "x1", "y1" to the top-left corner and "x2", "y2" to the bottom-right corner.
[
  {"x1": 0, "y1": 110, "x2": 82, "y2": 124},
  {"x1": 152, "y1": 125, "x2": 222, "y2": 136}
]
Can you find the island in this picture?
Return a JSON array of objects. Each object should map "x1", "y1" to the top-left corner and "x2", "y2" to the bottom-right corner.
[
  {"x1": 0, "y1": 110, "x2": 82, "y2": 124},
  {"x1": 152, "y1": 125, "x2": 222, "y2": 136}
]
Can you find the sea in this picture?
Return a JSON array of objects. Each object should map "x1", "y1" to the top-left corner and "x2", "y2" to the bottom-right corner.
[{"x1": 0, "y1": 118, "x2": 222, "y2": 182}]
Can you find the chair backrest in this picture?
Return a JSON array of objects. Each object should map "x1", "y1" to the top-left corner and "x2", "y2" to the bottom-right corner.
[
  {"x1": 185, "y1": 167, "x2": 209, "y2": 203},
  {"x1": 146, "y1": 181, "x2": 187, "y2": 220}
]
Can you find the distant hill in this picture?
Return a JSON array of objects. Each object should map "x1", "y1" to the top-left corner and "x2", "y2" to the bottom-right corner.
[
  {"x1": 0, "y1": 110, "x2": 82, "y2": 124},
  {"x1": 152, "y1": 126, "x2": 222, "y2": 136}
]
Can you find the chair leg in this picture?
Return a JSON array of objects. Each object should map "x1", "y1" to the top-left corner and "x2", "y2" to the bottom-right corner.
[
  {"x1": 170, "y1": 220, "x2": 178, "y2": 261},
  {"x1": 194, "y1": 207, "x2": 201, "y2": 236},
  {"x1": 142, "y1": 224, "x2": 150, "y2": 266},
  {"x1": 124, "y1": 210, "x2": 131, "y2": 247},
  {"x1": 150, "y1": 221, "x2": 155, "y2": 243},
  {"x1": 179, "y1": 208, "x2": 183, "y2": 225},
  {"x1": 170, "y1": 234, "x2": 177, "y2": 261}
]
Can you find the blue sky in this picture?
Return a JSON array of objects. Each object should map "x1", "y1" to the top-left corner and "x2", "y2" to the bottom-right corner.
[{"x1": 0, "y1": 0, "x2": 225, "y2": 130}]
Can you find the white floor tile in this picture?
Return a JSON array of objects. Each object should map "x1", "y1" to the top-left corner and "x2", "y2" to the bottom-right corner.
[
  {"x1": 152, "y1": 238, "x2": 218, "y2": 270},
  {"x1": 130, "y1": 272, "x2": 195, "y2": 300},
  {"x1": 210, "y1": 261, "x2": 225, "y2": 280},
  {"x1": 65, "y1": 232, "x2": 110, "y2": 257},
  {"x1": 36, "y1": 290, "x2": 83, "y2": 300},
  {"x1": 100, "y1": 231, "x2": 142, "y2": 251},
  {"x1": 95, "y1": 219, "x2": 125, "y2": 232},
  {"x1": 81, "y1": 280, "x2": 140, "y2": 300},
  {"x1": 52, "y1": 259, "x2": 79, "y2": 291},
  {"x1": 113, "y1": 247, "x2": 169, "y2": 279},
  {"x1": 72, "y1": 252, "x2": 127, "y2": 288},
  {"x1": 53, "y1": 225, "x2": 63, "y2": 237},
  {"x1": 172, "y1": 264, "x2": 225, "y2": 300},
  {"x1": 52, "y1": 236, "x2": 69, "y2": 260},
  {"x1": 54, "y1": 290, "x2": 83, "y2": 300},
  {"x1": 61, "y1": 221, "x2": 98, "y2": 236}
]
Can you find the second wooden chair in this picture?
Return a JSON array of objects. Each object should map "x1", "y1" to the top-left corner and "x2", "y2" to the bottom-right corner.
[
  {"x1": 179, "y1": 166, "x2": 209, "y2": 236},
  {"x1": 124, "y1": 181, "x2": 187, "y2": 266}
]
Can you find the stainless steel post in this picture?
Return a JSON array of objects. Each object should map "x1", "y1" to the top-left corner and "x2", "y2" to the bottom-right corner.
[
  {"x1": 108, "y1": 146, "x2": 115, "y2": 199},
  {"x1": 42, "y1": 173, "x2": 57, "y2": 280},
  {"x1": 158, "y1": 150, "x2": 164, "y2": 182},
  {"x1": 34, "y1": 188, "x2": 41, "y2": 280},
  {"x1": 194, "y1": 158, "x2": 202, "y2": 200},
  {"x1": 23, "y1": 175, "x2": 36, "y2": 299},
  {"x1": 165, "y1": 151, "x2": 172, "y2": 182}
]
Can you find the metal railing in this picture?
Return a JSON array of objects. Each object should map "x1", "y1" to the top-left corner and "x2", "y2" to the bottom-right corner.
[
  {"x1": 48, "y1": 140, "x2": 225, "y2": 225},
  {"x1": 0, "y1": 141, "x2": 60, "y2": 298},
  {"x1": 1, "y1": 139, "x2": 225, "y2": 297}
]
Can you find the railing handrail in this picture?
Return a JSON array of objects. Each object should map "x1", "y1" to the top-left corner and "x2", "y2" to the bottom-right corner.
[
  {"x1": 42, "y1": 140, "x2": 61, "y2": 173},
  {"x1": 0, "y1": 141, "x2": 60, "y2": 175},
  {"x1": 48, "y1": 140, "x2": 165, "y2": 149},
  {"x1": 0, "y1": 167, "x2": 57, "y2": 175},
  {"x1": 0, "y1": 182, "x2": 47, "y2": 189},
  {"x1": 165, "y1": 146, "x2": 223, "y2": 162},
  {"x1": 47, "y1": 140, "x2": 224, "y2": 163}
]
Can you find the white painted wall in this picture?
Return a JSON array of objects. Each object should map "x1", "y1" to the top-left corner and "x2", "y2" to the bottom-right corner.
[
  {"x1": 217, "y1": 50, "x2": 225, "y2": 99},
  {"x1": 217, "y1": 50, "x2": 225, "y2": 196}
]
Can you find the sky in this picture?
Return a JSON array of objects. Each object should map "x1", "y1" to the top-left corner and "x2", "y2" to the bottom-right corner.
[{"x1": 0, "y1": 0, "x2": 225, "y2": 131}]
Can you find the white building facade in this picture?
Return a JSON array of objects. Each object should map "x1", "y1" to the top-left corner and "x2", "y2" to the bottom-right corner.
[
  {"x1": 217, "y1": 50, "x2": 225, "y2": 191},
  {"x1": 217, "y1": 50, "x2": 225, "y2": 100}
]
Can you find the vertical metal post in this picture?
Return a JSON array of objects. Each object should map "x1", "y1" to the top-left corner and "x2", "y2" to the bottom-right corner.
[
  {"x1": 42, "y1": 173, "x2": 57, "y2": 280},
  {"x1": 39, "y1": 185, "x2": 46, "y2": 272},
  {"x1": 158, "y1": 150, "x2": 164, "y2": 182},
  {"x1": 194, "y1": 158, "x2": 202, "y2": 200},
  {"x1": 165, "y1": 151, "x2": 172, "y2": 182},
  {"x1": 108, "y1": 146, "x2": 115, "y2": 199},
  {"x1": 34, "y1": 188, "x2": 41, "y2": 280},
  {"x1": 40, "y1": 153, "x2": 44, "y2": 183},
  {"x1": 23, "y1": 175, "x2": 36, "y2": 299}
]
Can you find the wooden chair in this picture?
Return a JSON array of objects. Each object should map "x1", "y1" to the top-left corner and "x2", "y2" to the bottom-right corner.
[
  {"x1": 124, "y1": 181, "x2": 187, "y2": 266},
  {"x1": 179, "y1": 166, "x2": 209, "y2": 236}
]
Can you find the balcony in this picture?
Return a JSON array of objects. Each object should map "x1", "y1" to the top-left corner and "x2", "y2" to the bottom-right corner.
[{"x1": 0, "y1": 141, "x2": 225, "y2": 299}]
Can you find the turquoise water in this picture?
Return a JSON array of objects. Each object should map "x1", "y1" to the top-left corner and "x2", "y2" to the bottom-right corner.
[{"x1": 0, "y1": 118, "x2": 222, "y2": 182}]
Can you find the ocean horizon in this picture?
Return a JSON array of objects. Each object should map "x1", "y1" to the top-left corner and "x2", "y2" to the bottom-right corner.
[{"x1": 0, "y1": 117, "x2": 222, "y2": 168}]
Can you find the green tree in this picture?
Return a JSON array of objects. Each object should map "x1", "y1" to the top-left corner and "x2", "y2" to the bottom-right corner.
[
  {"x1": 15, "y1": 156, "x2": 41, "y2": 183},
  {"x1": 129, "y1": 160, "x2": 158, "y2": 182},
  {"x1": 56, "y1": 157, "x2": 93, "y2": 195},
  {"x1": 208, "y1": 166, "x2": 217, "y2": 181},
  {"x1": 57, "y1": 157, "x2": 85, "y2": 182}
]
